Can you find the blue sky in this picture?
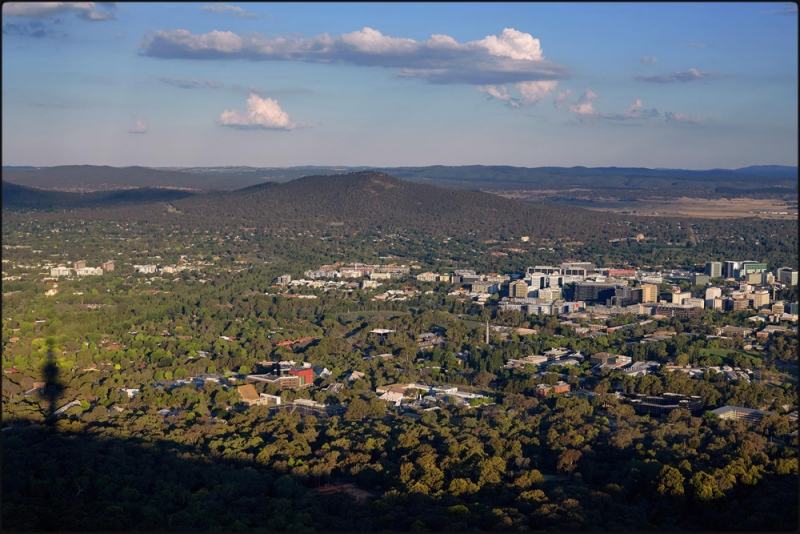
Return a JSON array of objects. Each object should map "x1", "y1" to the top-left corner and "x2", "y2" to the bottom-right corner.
[{"x1": 2, "y1": 2, "x2": 797, "y2": 168}]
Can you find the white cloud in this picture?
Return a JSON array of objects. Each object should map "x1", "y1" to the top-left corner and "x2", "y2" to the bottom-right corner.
[
  {"x1": 129, "y1": 118, "x2": 148, "y2": 134},
  {"x1": 635, "y1": 68, "x2": 724, "y2": 83},
  {"x1": 761, "y1": 3, "x2": 797, "y2": 15},
  {"x1": 476, "y1": 85, "x2": 520, "y2": 108},
  {"x1": 158, "y1": 76, "x2": 223, "y2": 89},
  {"x1": 664, "y1": 111, "x2": 707, "y2": 124},
  {"x1": 476, "y1": 80, "x2": 557, "y2": 108},
  {"x1": 475, "y1": 28, "x2": 543, "y2": 60},
  {"x1": 201, "y1": 3, "x2": 258, "y2": 19},
  {"x1": 516, "y1": 80, "x2": 559, "y2": 106},
  {"x1": 640, "y1": 56, "x2": 658, "y2": 65},
  {"x1": 554, "y1": 91, "x2": 660, "y2": 124},
  {"x1": 623, "y1": 98, "x2": 659, "y2": 119},
  {"x1": 139, "y1": 27, "x2": 568, "y2": 86},
  {"x1": 553, "y1": 89, "x2": 598, "y2": 122},
  {"x1": 219, "y1": 93, "x2": 299, "y2": 130},
  {"x1": 2, "y1": 2, "x2": 115, "y2": 21},
  {"x1": 340, "y1": 26, "x2": 417, "y2": 54}
]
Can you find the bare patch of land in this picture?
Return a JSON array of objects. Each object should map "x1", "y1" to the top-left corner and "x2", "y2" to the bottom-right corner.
[{"x1": 488, "y1": 191, "x2": 798, "y2": 219}]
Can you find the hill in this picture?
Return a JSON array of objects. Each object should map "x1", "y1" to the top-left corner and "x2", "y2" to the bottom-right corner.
[
  {"x1": 1, "y1": 181, "x2": 196, "y2": 211},
  {"x1": 173, "y1": 171, "x2": 632, "y2": 240},
  {"x1": 370, "y1": 165, "x2": 799, "y2": 193}
]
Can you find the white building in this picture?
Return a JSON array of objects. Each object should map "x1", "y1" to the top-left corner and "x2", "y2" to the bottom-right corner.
[
  {"x1": 50, "y1": 266, "x2": 72, "y2": 277},
  {"x1": 76, "y1": 267, "x2": 103, "y2": 276},
  {"x1": 134, "y1": 264, "x2": 157, "y2": 274}
]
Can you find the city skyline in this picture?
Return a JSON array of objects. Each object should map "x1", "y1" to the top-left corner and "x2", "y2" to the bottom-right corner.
[{"x1": 2, "y1": 2, "x2": 798, "y2": 168}]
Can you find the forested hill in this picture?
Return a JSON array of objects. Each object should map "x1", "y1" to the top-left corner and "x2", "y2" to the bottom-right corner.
[
  {"x1": 371, "y1": 165, "x2": 800, "y2": 192},
  {"x1": 1, "y1": 181, "x2": 196, "y2": 211},
  {"x1": 173, "y1": 171, "x2": 630, "y2": 240}
]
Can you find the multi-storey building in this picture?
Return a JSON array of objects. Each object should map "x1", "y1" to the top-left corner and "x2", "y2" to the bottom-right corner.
[
  {"x1": 705, "y1": 261, "x2": 723, "y2": 278},
  {"x1": 640, "y1": 284, "x2": 658, "y2": 303},
  {"x1": 628, "y1": 393, "x2": 703, "y2": 416},
  {"x1": 101, "y1": 261, "x2": 115, "y2": 272},
  {"x1": 508, "y1": 280, "x2": 530, "y2": 298},
  {"x1": 751, "y1": 290, "x2": 770, "y2": 308},
  {"x1": 50, "y1": 266, "x2": 72, "y2": 277},
  {"x1": 574, "y1": 281, "x2": 618, "y2": 302},
  {"x1": 777, "y1": 267, "x2": 798, "y2": 286}
]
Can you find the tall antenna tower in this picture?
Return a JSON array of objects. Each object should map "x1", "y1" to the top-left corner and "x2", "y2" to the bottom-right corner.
[{"x1": 485, "y1": 319, "x2": 490, "y2": 344}]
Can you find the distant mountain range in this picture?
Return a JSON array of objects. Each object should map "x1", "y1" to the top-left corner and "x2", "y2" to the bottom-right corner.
[
  {"x1": 3, "y1": 164, "x2": 796, "y2": 194},
  {"x1": 1, "y1": 181, "x2": 195, "y2": 210}
]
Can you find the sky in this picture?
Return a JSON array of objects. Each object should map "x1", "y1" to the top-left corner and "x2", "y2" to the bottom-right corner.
[{"x1": 2, "y1": 2, "x2": 798, "y2": 169}]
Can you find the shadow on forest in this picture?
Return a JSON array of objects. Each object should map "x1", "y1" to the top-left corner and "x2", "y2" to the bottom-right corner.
[
  {"x1": 2, "y1": 419, "x2": 392, "y2": 532},
  {"x1": 41, "y1": 338, "x2": 65, "y2": 422},
  {"x1": 3, "y1": 412, "x2": 799, "y2": 532}
]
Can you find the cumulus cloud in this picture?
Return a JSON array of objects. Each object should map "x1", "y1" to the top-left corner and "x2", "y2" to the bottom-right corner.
[
  {"x1": 219, "y1": 93, "x2": 299, "y2": 130},
  {"x1": 623, "y1": 99, "x2": 659, "y2": 119},
  {"x1": 640, "y1": 56, "x2": 658, "y2": 65},
  {"x1": 476, "y1": 80, "x2": 558, "y2": 108},
  {"x1": 554, "y1": 92, "x2": 660, "y2": 124},
  {"x1": 635, "y1": 68, "x2": 723, "y2": 83},
  {"x1": 129, "y1": 118, "x2": 148, "y2": 134},
  {"x1": 664, "y1": 111, "x2": 707, "y2": 124},
  {"x1": 2, "y1": 2, "x2": 116, "y2": 21},
  {"x1": 554, "y1": 89, "x2": 597, "y2": 121},
  {"x1": 158, "y1": 76, "x2": 223, "y2": 89},
  {"x1": 139, "y1": 27, "x2": 568, "y2": 87},
  {"x1": 201, "y1": 3, "x2": 258, "y2": 19},
  {"x1": 476, "y1": 85, "x2": 520, "y2": 108}
]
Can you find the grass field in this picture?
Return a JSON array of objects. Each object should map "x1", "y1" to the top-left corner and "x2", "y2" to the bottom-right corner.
[
  {"x1": 700, "y1": 348, "x2": 763, "y2": 360},
  {"x1": 491, "y1": 191, "x2": 798, "y2": 219}
]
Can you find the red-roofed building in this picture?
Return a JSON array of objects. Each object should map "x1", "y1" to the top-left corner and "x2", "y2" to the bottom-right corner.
[{"x1": 288, "y1": 367, "x2": 314, "y2": 386}]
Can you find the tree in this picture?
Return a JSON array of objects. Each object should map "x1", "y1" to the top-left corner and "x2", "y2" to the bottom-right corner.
[
  {"x1": 654, "y1": 465, "x2": 685, "y2": 498},
  {"x1": 344, "y1": 398, "x2": 369, "y2": 421}
]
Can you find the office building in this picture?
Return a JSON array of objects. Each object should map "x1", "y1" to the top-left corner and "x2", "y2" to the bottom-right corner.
[
  {"x1": 739, "y1": 262, "x2": 768, "y2": 279},
  {"x1": 101, "y1": 260, "x2": 115, "y2": 272},
  {"x1": 692, "y1": 273, "x2": 710, "y2": 286},
  {"x1": 50, "y1": 266, "x2": 72, "y2": 277},
  {"x1": 527, "y1": 273, "x2": 547, "y2": 289},
  {"x1": 74, "y1": 260, "x2": 86, "y2": 270},
  {"x1": 723, "y1": 261, "x2": 742, "y2": 279},
  {"x1": 628, "y1": 393, "x2": 703, "y2": 417},
  {"x1": 509, "y1": 280, "x2": 530, "y2": 298},
  {"x1": 777, "y1": 267, "x2": 798, "y2": 286},
  {"x1": 751, "y1": 290, "x2": 770, "y2": 308},
  {"x1": 705, "y1": 287, "x2": 722, "y2": 300},
  {"x1": 655, "y1": 305, "x2": 702, "y2": 318},
  {"x1": 574, "y1": 281, "x2": 618, "y2": 302},
  {"x1": 705, "y1": 262, "x2": 722, "y2": 278},
  {"x1": 640, "y1": 284, "x2": 658, "y2": 303},
  {"x1": 711, "y1": 405, "x2": 775, "y2": 425},
  {"x1": 671, "y1": 291, "x2": 691, "y2": 305}
]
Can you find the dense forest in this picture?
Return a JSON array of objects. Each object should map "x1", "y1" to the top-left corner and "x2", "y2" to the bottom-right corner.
[{"x1": 2, "y1": 172, "x2": 797, "y2": 531}]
